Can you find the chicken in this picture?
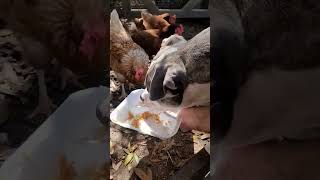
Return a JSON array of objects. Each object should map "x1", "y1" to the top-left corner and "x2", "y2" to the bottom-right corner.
[
  {"x1": 17, "y1": 36, "x2": 85, "y2": 118},
  {"x1": 0, "y1": 0, "x2": 106, "y2": 118},
  {"x1": 143, "y1": 11, "x2": 184, "y2": 36},
  {"x1": 125, "y1": 10, "x2": 184, "y2": 58},
  {"x1": 0, "y1": 33, "x2": 35, "y2": 98},
  {"x1": 4, "y1": 0, "x2": 106, "y2": 72},
  {"x1": 110, "y1": 9, "x2": 149, "y2": 99},
  {"x1": 17, "y1": 35, "x2": 57, "y2": 118},
  {"x1": 144, "y1": 27, "x2": 210, "y2": 109}
]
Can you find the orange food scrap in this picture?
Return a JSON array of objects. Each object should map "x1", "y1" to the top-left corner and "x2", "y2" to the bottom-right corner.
[
  {"x1": 141, "y1": 112, "x2": 161, "y2": 124},
  {"x1": 128, "y1": 111, "x2": 134, "y2": 120},
  {"x1": 129, "y1": 111, "x2": 161, "y2": 128},
  {"x1": 132, "y1": 119, "x2": 140, "y2": 128}
]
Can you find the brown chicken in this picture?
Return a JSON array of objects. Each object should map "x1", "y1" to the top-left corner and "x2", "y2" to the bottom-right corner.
[
  {"x1": 0, "y1": 0, "x2": 106, "y2": 118},
  {"x1": 126, "y1": 10, "x2": 184, "y2": 58},
  {"x1": 4, "y1": 0, "x2": 106, "y2": 72},
  {"x1": 110, "y1": 9, "x2": 149, "y2": 99}
]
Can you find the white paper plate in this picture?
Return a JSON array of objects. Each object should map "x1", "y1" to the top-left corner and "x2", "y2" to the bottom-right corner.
[{"x1": 110, "y1": 89, "x2": 181, "y2": 139}]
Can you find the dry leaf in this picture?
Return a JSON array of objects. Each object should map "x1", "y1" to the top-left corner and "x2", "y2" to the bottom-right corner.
[
  {"x1": 112, "y1": 161, "x2": 122, "y2": 171},
  {"x1": 137, "y1": 140, "x2": 148, "y2": 146},
  {"x1": 193, "y1": 135, "x2": 199, "y2": 142},
  {"x1": 175, "y1": 150, "x2": 182, "y2": 158},
  {"x1": 130, "y1": 144, "x2": 138, "y2": 152},
  {"x1": 200, "y1": 134, "x2": 210, "y2": 140},
  {"x1": 147, "y1": 168, "x2": 153, "y2": 180},
  {"x1": 160, "y1": 155, "x2": 168, "y2": 160},
  {"x1": 149, "y1": 158, "x2": 162, "y2": 163},
  {"x1": 134, "y1": 168, "x2": 152, "y2": 180},
  {"x1": 124, "y1": 153, "x2": 134, "y2": 166},
  {"x1": 175, "y1": 159, "x2": 189, "y2": 168},
  {"x1": 123, "y1": 148, "x2": 130, "y2": 154},
  {"x1": 134, "y1": 153, "x2": 140, "y2": 164},
  {"x1": 127, "y1": 163, "x2": 133, "y2": 171},
  {"x1": 136, "y1": 134, "x2": 146, "y2": 141},
  {"x1": 130, "y1": 154, "x2": 139, "y2": 168},
  {"x1": 162, "y1": 139, "x2": 176, "y2": 151}
]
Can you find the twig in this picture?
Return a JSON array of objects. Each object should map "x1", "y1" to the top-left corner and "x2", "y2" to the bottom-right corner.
[{"x1": 166, "y1": 151, "x2": 174, "y2": 166}]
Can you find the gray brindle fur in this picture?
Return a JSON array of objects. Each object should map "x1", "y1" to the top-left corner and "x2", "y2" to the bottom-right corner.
[{"x1": 212, "y1": 0, "x2": 320, "y2": 179}]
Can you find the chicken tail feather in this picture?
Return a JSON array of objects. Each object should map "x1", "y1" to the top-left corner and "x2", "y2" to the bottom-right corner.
[{"x1": 110, "y1": 9, "x2": 131, "y2": 41}]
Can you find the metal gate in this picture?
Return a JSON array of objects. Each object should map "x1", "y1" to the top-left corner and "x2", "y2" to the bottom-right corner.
[{"x1": 122, "y1": 0, "x2": 209, "y2": 18}]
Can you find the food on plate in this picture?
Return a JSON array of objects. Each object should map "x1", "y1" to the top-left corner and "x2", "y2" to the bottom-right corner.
[
  {"x1": 128, "y1": 111, "x2": 134, "y2": 120},
  {"x1": 128, "y1": 111, "x2": 161, "y2": 128}
]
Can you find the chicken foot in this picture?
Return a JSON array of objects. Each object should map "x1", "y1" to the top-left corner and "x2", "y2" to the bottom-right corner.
[
  {"x1": 119, "y1": 83, "x2": 128, "y2": 100},
  {"x1": 28, "y1": 70, "x2": 56, "y2": 119}
]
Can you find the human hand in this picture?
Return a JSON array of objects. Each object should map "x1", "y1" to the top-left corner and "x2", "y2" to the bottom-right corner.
[{"x1": 178, "y1": 106, "x2": 210, "y2": 133}]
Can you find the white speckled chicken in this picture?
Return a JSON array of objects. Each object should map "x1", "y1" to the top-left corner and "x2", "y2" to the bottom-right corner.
[
  {"x1": 0, "y1": 29, "x2": 35, "y2": 98},
  {"x1": 0, "y1": 29, "x2": 35, "y2": 125},
  {"x1": 110, "y1": 9, "x2": 149, "y2": 99}
]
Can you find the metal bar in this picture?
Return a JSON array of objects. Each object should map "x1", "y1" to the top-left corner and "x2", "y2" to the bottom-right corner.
[
  {"x1": 122, "y1": 0, "x2": 132, "y2": 19},
  {"x1": 131, "y1": 9, "x2": 209, "y2": 18},
  {"x1": 182, "y1": 0, "x2": 203, "y2": 11},
  {"x1": 141, "y1": 0, "x2": 160, "y2": 14},
  {"x1": 203, "y1": 172, "x2": 211, "y2": 180}
]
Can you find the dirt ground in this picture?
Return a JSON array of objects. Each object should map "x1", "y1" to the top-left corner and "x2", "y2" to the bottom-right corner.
[{"x1": 110, "y1": 2, "x2": 210, "y2": 179}]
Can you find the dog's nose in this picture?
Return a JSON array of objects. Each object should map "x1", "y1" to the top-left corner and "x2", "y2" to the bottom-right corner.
[{"x1": 163, "y1": 69, "x2": 187, "y2": 96}]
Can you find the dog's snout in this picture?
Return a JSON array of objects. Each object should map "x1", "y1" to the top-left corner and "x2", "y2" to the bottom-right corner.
[{"x1": 163, "y1": 71, "x2": 187, "y2": 96}]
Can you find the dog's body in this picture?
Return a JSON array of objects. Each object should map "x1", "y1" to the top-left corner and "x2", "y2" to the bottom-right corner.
[{"x1": 212, "y1": 0, "x2": 320, "y2": 179}]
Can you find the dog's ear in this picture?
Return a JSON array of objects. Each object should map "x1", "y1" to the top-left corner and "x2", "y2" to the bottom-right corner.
[{"x1": 145, "y1": 63, "x2": 166, "y2": 101}]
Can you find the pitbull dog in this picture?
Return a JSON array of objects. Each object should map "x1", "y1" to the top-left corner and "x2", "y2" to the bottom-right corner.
[{"x1": 144, "y1": 28, "x2": 210, "y2": 109}]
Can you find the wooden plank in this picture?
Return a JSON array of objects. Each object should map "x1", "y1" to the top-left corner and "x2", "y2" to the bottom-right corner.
[{"x1": 168, "y1": 148, "x2": 210, "y2": 180}]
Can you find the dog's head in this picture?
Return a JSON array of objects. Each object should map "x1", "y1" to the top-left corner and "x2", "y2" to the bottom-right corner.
[{"x1": 145, "y1": 35, "x2": 188, "y2": 107}]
